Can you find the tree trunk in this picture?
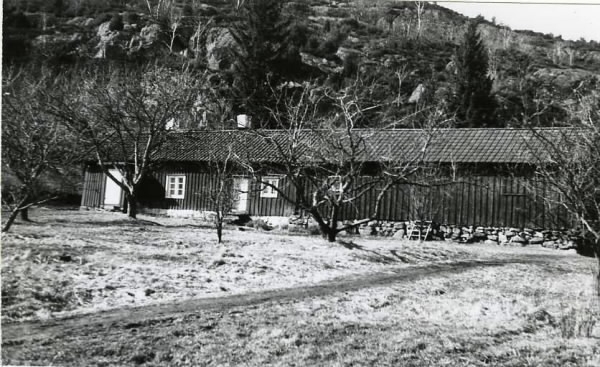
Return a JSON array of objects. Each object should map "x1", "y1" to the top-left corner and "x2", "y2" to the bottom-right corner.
[
  {"x1": 596, "y1": 246, "x2": 600, "y2": 299},
  {"x1": 327, "y1": 207, "x2": 339, "y2": 243},
  {"x1": 217, "y1": 223, "x2": 223, "y2": 243},
  {"x1": 3, "y1": 195, "x2": 29, "y2": 232},
  {"x1": 121, "y1": 196, "x2": 128, "y2": 214},
  {"x1": 126, "y1": 193, "x2": 137, "y2": 219},
  {"x1": 2, "y1": 208, "x2": 21, "y2": 232},
  {"x1": 215, "y1": 210, "x2": 224, "y2": 243},
  {"x1": 309, "y1": 208, "x2": 332, "y2": 241},
  {"x1": 20, "y1": 208, "x2": 30, "y2": 221},
  {"x1": 327, "y1": 228, "x2": 337, "y2": 242}
]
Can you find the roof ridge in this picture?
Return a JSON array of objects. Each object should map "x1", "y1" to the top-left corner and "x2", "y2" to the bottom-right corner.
[{"x1": 167, "y1": 127, "x2": 577, "y2": 134}]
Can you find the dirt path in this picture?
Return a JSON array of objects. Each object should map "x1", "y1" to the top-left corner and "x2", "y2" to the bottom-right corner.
[{"x1": 1, "y1": 257, "x2": 548, "y2": 344}]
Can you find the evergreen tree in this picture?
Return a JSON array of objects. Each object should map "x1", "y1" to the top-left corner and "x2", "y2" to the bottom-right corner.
[
  {"x1": 229, "y1": 0, "x2": 304, "y2": 127},
  {"x1": 452, "y1": 20, "x2": 498, "y2": 127}
]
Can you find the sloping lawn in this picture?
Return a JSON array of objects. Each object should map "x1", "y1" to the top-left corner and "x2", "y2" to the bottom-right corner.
[
  {"x1": 3, "y1": 208, "x2": 478, "y2": 322},
  {"x1": 2, "y1": 208, "x2": 599, "y2": 366}
]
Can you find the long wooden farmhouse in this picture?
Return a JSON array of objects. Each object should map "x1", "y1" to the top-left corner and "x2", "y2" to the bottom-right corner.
[{"x1": 80, "y1": 128, "x2": 572, "y2": 229}]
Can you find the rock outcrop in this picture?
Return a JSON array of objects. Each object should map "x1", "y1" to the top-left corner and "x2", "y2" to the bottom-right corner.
[{"x1": 205, "y1": 27, "x2": 238, "y2": 71}]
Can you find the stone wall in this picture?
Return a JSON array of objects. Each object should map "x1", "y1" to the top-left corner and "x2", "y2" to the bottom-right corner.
[{"x1": 288, "y1": 215, "x2": 583, "y2": 251}]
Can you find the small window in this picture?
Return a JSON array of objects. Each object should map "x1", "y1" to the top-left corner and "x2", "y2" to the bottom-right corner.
[
  {"x1": 261, "y1": 177, "x2": 279, "y2": 198},
  {"x1": 166, "y1": 175, "x2": 186, "y2": 199}
]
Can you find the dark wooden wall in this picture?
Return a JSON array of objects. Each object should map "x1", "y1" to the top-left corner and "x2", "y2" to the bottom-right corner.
[
  {"x1": 80, "y1": 166, "x2": 105, "y2": 208},
  {"x1": 81, "y1": 166, "x2": 569, "y2": 228},
  {"x1": 80, "y1": 166, "x2": 296, "y2": 217},
  {"x1": 247, "y1": 177, "x2": 297, "y2": 217},
  {"x1": 336, "y1": 176, "x2": 569, "y2": 228}
]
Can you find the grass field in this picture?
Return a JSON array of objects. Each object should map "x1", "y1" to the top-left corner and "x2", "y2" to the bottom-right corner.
[{"x1": 2, "y1": 208, "x2": 600, "y2": 366}]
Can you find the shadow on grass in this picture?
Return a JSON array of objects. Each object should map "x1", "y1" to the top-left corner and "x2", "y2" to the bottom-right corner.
[
  {"x1": 338, "y1": 239, "x2": 364, "y2": 250},
  {"x1": 389, "y1": 249, "x2": 412, "y2": 263},
  {"x1": 161, "y1": 223, "x2": 215, "y2": 229},
  {"x1": 51, "y1": 218, "x2": 164, "y2": 227},
  {"x1": 338, "y1": 239, "x2": 402, "y2": 264}
]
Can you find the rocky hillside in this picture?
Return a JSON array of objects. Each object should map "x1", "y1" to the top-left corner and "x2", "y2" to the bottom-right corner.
[{"x1": 4, "y1": 0, "x2": 599, "y2": 126}]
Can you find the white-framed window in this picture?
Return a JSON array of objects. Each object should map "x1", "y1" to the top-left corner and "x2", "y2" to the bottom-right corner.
[
  {"x1": 166, "y1": 175, "x2": 186, "y2": 199},
  {"x1": 260, "y1": 177, "x2": 280, "y2": 198}
]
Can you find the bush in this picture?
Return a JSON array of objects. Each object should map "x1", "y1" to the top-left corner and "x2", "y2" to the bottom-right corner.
[{"x1": 108, "y1": 14, "x2": 124, "y2": 31}]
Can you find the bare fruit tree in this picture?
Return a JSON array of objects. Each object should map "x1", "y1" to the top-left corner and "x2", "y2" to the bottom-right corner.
[
  {"x1": 530, "y1": 79, "x2": 600, "y2": 295},
  {"x1": 203, "y1": 140, "x2": 238, "y2": 243},
  {"x1": 239, "y1": 83, "x2": 438, "y2": 242},
  {"x1": 1, "y1": 68, "x2": 80, "y2": 232},
  {"x1": 47, "y1": 64, "x2": 200, "y2": 219}
]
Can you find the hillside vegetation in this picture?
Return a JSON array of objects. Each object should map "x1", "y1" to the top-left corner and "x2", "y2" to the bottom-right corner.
[{"x1": 3, "y1": 0, "x2": 600, "y2": 128}]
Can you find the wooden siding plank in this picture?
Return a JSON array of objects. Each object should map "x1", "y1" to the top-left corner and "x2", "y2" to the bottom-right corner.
[
  {"x1": 82, "y1": 164, "x2": 560, "y2": 229},
  {"x1": 499, "y1": 177, "x2": 507, "y2": 227}
]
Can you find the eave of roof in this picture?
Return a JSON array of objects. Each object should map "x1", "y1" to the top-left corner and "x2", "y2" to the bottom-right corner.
[{"x1": 149, "y1": 128, "x2": 578, "y2": 165}]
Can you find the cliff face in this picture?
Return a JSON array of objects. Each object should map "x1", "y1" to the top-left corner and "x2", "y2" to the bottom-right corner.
[
  {"x1": 5, "y1": 1, "x2": 599, "y2": 71},
  {"x1": 3, "y1": 0, "x2": 599, "y2": 124}
]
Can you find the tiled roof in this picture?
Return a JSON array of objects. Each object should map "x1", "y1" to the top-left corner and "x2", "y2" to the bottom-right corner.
[{"x1": 150, "y1": 128, "x2": 576, "y2": 164}]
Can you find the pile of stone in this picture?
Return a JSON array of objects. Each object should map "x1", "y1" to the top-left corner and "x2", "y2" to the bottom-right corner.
[
  {"x1": 359, "y1": 220, "x2": 582, "y2": 250},
  {"x1": 438, "y1": 225, "x2": 578, "y2": 249},
  {"x1": 287, "y1": 215, "x2": 582, "y2": 251}
]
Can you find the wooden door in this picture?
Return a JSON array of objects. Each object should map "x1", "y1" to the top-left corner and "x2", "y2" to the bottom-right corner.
[
  {"x1": 232, "y1": 177, "x2": 249, "y2": 213},
  {"x1": 104, "y1": 169, "x2": 123, "y2": 208}
]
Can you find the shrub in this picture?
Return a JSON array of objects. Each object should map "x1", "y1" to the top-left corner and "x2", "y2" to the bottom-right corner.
[{"x1": 108, "y1": 14, "x2": 124, "y2": 31}]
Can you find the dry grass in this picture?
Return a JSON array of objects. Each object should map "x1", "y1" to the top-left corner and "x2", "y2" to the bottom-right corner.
[
  {"x1": 4, "y1": 258, "x2": 599, "y2": 366},
  {"x1": 2, "y1": 208, "x2": 599, "y2": 366},
  {"x1": 2, "y1": 208, "x2": 482, "y2": 322}
]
